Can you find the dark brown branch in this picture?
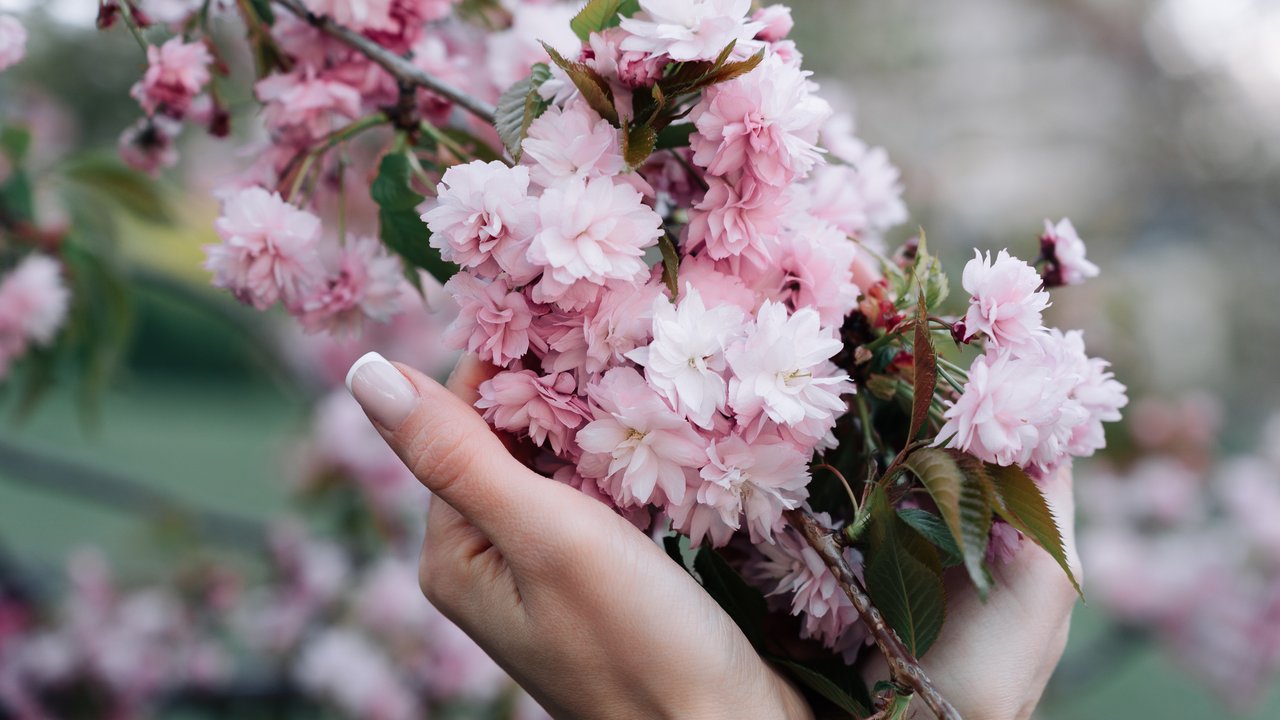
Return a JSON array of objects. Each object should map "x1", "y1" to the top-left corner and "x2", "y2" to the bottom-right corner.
[
  {"x1": 0, "y1": 438, "x2": 267, "y2": 552},
  {"x1": 786, "y1": 509, "x2": 961, "y2": 720},
  {"x1": 272, "y1": 0, "x2": 497, "y2": 124}
]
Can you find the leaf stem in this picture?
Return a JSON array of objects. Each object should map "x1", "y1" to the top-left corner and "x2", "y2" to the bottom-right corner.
[
  {"x1": 419, "y1": 121, "x2": 470, "y2": 165},
  {"x1": 116, "y1": 1, "x2": 151, "y2": 53},
  {"x1": 786, "y1": 509, "x2": 961, "y2": 720}
]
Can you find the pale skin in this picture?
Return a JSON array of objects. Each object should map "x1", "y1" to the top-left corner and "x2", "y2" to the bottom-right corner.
[{"x1": 360, "y1": 356, "x2": 1081, "y2": 720}]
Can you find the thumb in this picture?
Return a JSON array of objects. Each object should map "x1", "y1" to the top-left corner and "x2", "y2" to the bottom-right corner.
[{"x1": 345, "y1": 352, "x2": 547, "y2": 538}]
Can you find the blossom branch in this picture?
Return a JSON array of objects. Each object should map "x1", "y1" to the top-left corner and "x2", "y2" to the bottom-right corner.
[
  {"x1": 786, "y1": 508, "x2": 961, "y2": 720},
  {"x1": 270, "y1": 0, "x2": 497, "y2": 124}
]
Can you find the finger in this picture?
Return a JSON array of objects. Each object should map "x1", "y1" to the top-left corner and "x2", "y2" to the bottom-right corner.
[
  {"x1": 345, "y1": 351, "x2": 552, "y2": 541},
  {"x1": 445, "y1": 354, "x2": 499, "y2": 405},
  {"x1": 420, "y1": 495, "x2": 516, "y2": 612}
]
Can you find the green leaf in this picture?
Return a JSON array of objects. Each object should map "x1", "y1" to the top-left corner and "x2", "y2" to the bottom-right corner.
[
  {"x1": 663, "y1": 533, "x2": 696, "y2": 574},
  {"x1": 371, "y1": 154, "x2": 425, "y2": 211},
  {"x1": 866, "y1": 373, "x2": 897, "y2": 401},
  {"x1": 771, "y1": 658, "x2": 868, "y2": 716},
  {"x1": 541, "y1": 42, "x2": 619, "y2": 125},
  {"x1": 438, "y1": 127, "x2": 505, "y2": 164},
  {"x1": 902, "y1": 448, "x2": 992, "y2": 597},
  {"x1": 569, "y1": 0, "x2": 640, "y2": 41},
  {"x1": 659, "y1": 44, "x2": 765, "y2": 98},
  {"x1": 379, "y1": 208, "x2": 455, "y2": 284},
  {"x1": 0, "y1": 169, "x2": 34, "y2": 224},
  {"x1": 897, "y1": 508, "x2": 962, "y2": 567},
  {"x1": 658, "y1": 233, "x2": 680, "y2": 299},
  {"x1": 622, "y1": 121, "x2": 657, "y2": 168},
  {"x1": 693, "y1": 546, "x2": 767, "y2": 649},
  {"x1": 371, "y1": 154, "x2": 456, "y2": 284},
  {"x1": 909, "y1": 289, "x2": 936, "y2": 442},
  {"x1": 654, "y1": 123, "x2": 696, "y2": 150},
  {"x1": 494, "y1": 64, "x2": 552, "y2": 161},
  {"x1": 866, "y1": 489, "x2": 946, "y2": 657},
  {"x1": 985, "y1": 462, "x2": 1082, "y2": 597},
  {"x1": 59, "y1": 237, "x2": 134, "y2": 424},
  {"x1": 703, "y1": 47, "x2": 766, "y2": 86},
  {"x1": 62, "y1": 157, "x2": 174, "y2": 225},
  {"x1": 0, "y1": 126, "x2": 31, "y2": 163},
  {"x1": 247, "y1": 0, "x2": 275, "y2": 24}
]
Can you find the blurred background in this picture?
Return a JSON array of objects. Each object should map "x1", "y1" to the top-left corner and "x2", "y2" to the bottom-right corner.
[{"x1": 1, "y1": 0, "x2": 1278, "y2": 717}]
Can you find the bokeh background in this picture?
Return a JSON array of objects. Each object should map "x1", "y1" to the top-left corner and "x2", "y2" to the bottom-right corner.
[{"x1": 1, "y1": 0, "x2": 1278, "y2": 717}]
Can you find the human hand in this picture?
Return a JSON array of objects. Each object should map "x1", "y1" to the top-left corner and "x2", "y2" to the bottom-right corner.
[
  {"x1": 346, "y1": 353, "x2": 812, "y2": 720},
  {"x1": 864, "y1": 467, "x2": 1082, "y2": 720}
]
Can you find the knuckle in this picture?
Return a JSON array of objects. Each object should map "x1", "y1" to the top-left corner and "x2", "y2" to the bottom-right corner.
[
  {"x1": 418, "y1": 549, "x2": 453, "y2": 610},
  {"x1": 407, "y1": 420, "x2": 478, "y2": 498}
]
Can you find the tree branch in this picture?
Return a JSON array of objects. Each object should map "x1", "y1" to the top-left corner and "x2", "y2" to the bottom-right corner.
[
  {"x1": 271, "y1": 0, "x2": 497, "y2": 125},
  {"x1": 786, "y1": 509, "x2": 961, "y2": 720},
  {"x1": 0, "y1": 438, "x2": 267, "y2": 552}
]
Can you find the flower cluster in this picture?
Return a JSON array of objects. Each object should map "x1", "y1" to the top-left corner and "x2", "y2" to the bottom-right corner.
[
  {"x1": 0, "y1": 255, "x2": 71, "y2": 380},
  {"x1": 1078, "y1": 397, "x2": 1280, "y2": 710},
  {"x1": 941, "y1": 247, "x2": 1127, "y2": 474},
  {"x1": 0, "y1": 531, "x2": 550, "y2": 720},
  {"x1": 0, "y1": 14, "x2": 25, "y2": 73},
  {"x1": 204, "y1": 184, "x2": 407, "y2": 336},
  {"x1": 115, "y1": 0, "x2": 1126, "y2": 690}
]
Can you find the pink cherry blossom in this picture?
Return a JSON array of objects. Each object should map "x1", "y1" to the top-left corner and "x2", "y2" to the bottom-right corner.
[
  {"x1": 528, "y1": 177, "x2": 663, "y2": 305},
  {"x1": 987, "y1": 520, "x2": 1023, "y2": 565},
  {"x1": 442, "y1": 274, "x2": 536, "y2": 367},
  {"x1": 364, "y1": 0, "x2": 461, "y2": 53},
  {"x1": 297, "y1": 236, "x2": 405, "y2": 336},
  {"x1": 293, "y1": 630, "x2": 420, "y2": 720},
  {"x1": 255, "y1": 70, "x2": 363, "y2": 141},
  {"x1": 419, "y1": 604, "x2": 510, "y2": 702},
  {"x1": 752, "y1": 5, "x2": 794, "y2": 42},
  {"x1": 205, "y1": 187, "x2": 326, "y2": 310},
  {"x1": 745, "y1": 520, "x2": 869, "y2": 660},
  {"x1": 675, "y1": 254, "x2": 758, "y2": 314},
  {"x1": 582, "y1": 280, "x2": 664, "y2": 374},
  {"x1": 726, "y1": 301, "x2": 852, "y2": 431},
  {"x1": 803, "y1": 151, "x2": 908, "y2": 241},
  {"x1": 774, "y1": 216, "x2": 861, "y2": 327},
  {"x1": 690, "y1": 54, "x2": 830, "y2": 186},
  {"x1": 585, "y1": 28, "x2": 667, "y2": 90},
  {"x1": 0, "y1": 255, "x2": 70, "y2": 347},
  {"x1": 1041, "y1": 217, "x2": 1099, "y2": 287},
  {"x1": 619, "y1": 0, "x2": 763, "y2": 63},
  {"x1": 131, "y1": 38, "x2": 213, "y2": 118},
  {"x1": 938, "y1": 347, "x2": 1061, "y2": 468},
  {"x1": 298, "y1": 391, "x2": 420, "y2": 513},
  {"x1": 475, "y1": 370, "x2": 591, "y2": 455},
  {"x1": 422, "y1": 161, "x2": 539, "y2": 281},
  {"x1": 626, "y1": 286, "x2": 744, "y2": 429},
  {"x1": 118, "y1": 116, "x2": 182, "y2": 176},
  {"x1": 686, "y1": 175, "x2": 790, "y2": 267},
  {"x1": 1048, "y1": 329, "x2": 1127, "y2": 459},
  {"x1": 576, "y1": 367, "x2": 706, "y2": 507},
  {"x1": 303, "y1": 0, "x2": 396, "y2": 32},
  {"x1": 485, "y1": 2, "x2": 579, "y2": 89},
  {"x1": 0, "y1": 16, "x2": 27, "y2": 73},
  {"x1": 669, "y1": 433, "x2": 810, "y2": 546},
  {"x1": 521, "y1": 101, "x2": 625, "y2": 187},
  {"x1": 961, "y1": 249, "x2": 1050, "y2": 353}
]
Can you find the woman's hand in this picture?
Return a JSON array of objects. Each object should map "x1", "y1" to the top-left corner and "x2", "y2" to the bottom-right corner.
[
  {"x1": 863, "y1": 466, "x2": 1081, "y2": 720},
  {"x1": 348, "y1": 352, "x2": 1079, "y2": 720},
  {"x1": 346, "y1": 352, "x2": 812, "y2": 720}
]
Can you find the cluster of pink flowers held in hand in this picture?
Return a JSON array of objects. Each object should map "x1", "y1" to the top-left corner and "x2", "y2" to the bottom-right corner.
[{"x1": 183, "y1": 0, "x2": 1128, "y2": 658}]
